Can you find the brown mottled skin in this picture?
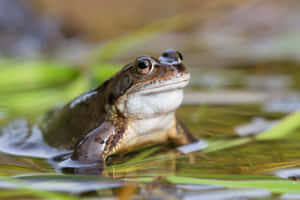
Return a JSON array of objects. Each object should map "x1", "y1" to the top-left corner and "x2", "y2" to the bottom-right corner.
[{"x1": 40, "y1": 49, "x2": 197, "y2": 165}]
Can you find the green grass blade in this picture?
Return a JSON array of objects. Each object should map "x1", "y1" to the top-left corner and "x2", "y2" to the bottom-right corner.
[
  {"x1": 105, "y1": 147, "x2": 161, "y2": 172},
  {"x1": 201, "y1": 111, "x2": 300, "y2": 154},
  {"x1": 203, "y1": 138, "x2": 251, "y2": 153},
  {"x1": 131, "y1": 176, "x2": 300, "y2": 194},
  {"x1": 256, "y1": 111, "x2": 300, "y2": 140}
]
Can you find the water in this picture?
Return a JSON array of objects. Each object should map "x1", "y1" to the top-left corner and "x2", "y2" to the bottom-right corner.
[{"x1": 0, "y1": 62, "x2": 299, "y2": 199}]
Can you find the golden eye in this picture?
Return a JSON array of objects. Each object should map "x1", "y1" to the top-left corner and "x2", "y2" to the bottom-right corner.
[{"x1": 135, "y1": 57, "x2": 153, "y2": 75}]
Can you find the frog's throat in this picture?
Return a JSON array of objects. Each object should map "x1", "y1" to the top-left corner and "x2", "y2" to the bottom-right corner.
[{"x1": 116, "y1": 88, "x2": 184, "y2": 119}]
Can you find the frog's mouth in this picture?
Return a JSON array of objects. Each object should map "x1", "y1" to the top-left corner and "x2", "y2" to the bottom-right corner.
[{"x1": 132, "y1": 75, "x2": 190, "y2": 95}]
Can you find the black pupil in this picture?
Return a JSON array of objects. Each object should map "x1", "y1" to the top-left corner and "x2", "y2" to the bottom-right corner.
[{"x1": 138, "y1": 61, "x2": 149, "y2": 69}]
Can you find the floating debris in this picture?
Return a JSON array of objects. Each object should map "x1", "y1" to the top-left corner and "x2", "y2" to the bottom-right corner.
[
  {"x1": 177, "y1": 140, "x2": 208, "y2": 154},
  {"x1": 235, "y1": 117, "x2": 278, "y2": 136},
  {"x1": 275, "y1": 168, "x2": 300, "y2": 180}
]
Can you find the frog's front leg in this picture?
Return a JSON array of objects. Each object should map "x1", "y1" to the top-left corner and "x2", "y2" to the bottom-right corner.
[
  {"x1": 71, "y1": 121, "x2": 115, "y2": 163},
  {"x1": 168, "y1": 118, "x2": 198, "y2": 146}
]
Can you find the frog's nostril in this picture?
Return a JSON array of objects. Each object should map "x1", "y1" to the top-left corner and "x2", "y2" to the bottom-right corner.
[
  {"x1": 160, "y1": 49, "x2": 183, "y2": 64},
  {"x1": 162, "y1": 52, "x2": 169, "y2": 57}
]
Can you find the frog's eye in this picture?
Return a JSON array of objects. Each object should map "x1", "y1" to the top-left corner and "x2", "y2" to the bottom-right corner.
[{"x1": 135, "y1": 57, "x2": 153, "y2": 75}]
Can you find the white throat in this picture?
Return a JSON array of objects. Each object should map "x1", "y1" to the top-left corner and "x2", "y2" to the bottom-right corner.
[
  {"x1": 131, "y1": 112, "x2": 176, "y2": 135},
  {"x1": 117, "y1": 89, "x2": 184, "y2": 119}
]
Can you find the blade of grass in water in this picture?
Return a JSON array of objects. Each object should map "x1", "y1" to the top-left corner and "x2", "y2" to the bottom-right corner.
[
  {"x1": 201, "y1": 111, "x2": 300, "y2": 154},
  {"x1": 105, "y1": 147, "x2": 162, "y2": 173},
  {"x1": 256, "y1": 111, "x2": 300, "y2": 140},
  {"x1": 130, "y1": 176, "x2": 300, "y2": 194},
  {"x1": 203, "y1": 138, "x2": 251, "y2": 154}
]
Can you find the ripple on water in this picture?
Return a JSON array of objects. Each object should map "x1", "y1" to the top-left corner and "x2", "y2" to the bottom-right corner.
[{"x1": 0, "y1": 119, "x2": 68, "y2": 159}]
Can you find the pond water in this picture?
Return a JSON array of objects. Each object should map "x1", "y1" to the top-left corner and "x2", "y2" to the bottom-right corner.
[{"x1": 0, "y1": 61, "x2": 299, "y2": 200}]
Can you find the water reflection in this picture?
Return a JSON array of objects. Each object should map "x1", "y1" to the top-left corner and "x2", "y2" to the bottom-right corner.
[
  {"x1": 0, "y1": 119, "x2": 67, "y2": 158},
  {"x1": 11, "y1": 174, "x2": 122, "y2": 194},
  {"x1": 182, "y1": 188, "x2": 270, "y2": 200},
  {"x1": 264, "y1": 95, "x2": 300, "y2": 113}
]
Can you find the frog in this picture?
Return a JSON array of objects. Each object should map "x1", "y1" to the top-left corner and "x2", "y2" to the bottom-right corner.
[{"x1": 40, "y1": 49, "x2": 197, "y2": 171}]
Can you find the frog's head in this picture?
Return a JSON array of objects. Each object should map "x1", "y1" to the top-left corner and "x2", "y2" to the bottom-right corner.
[{"x1": 106, "y1": 49, "x2": 190, "y2": 119}]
